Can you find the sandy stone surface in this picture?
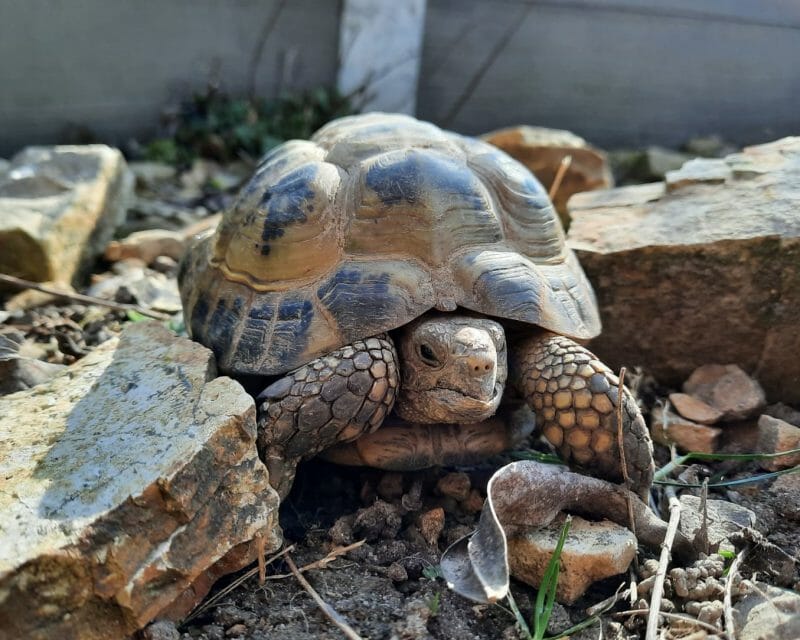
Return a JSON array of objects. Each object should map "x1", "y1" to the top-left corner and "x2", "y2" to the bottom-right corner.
[
  {"x1": 0, "y1": 145, "x2": 132, "y2": 285},
  {"x1": 507, "y1": 515, "x2": 636, "y2": 604},
  {"x1": 568, "y1": 137, "x2": 800, "y2": 402},
  {"x1": 482, "y1": 125, "x2": 612, "y2": 216},
  {"x1": 0, "y1": 322, "x2": 281, "y2": 640}
]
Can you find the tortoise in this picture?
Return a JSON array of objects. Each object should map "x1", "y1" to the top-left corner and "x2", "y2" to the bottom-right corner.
[{"x1": 178, "y1": 113, "x2": 654, "y2": 499}]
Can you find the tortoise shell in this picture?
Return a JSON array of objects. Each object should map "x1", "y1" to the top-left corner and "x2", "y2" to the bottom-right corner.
[{"x1": 178, "y1": 113, "x2": 600, "y2": 376}]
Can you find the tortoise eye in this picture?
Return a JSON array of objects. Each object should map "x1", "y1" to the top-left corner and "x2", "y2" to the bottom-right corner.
[{"x1": 419, "y1": 343, "x2": 439, "y2": 366}]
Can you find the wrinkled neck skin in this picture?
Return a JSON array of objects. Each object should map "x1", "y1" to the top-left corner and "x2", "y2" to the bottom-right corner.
[{"x1": 393, "y1": 313, "x2": 507, "y2": 424}]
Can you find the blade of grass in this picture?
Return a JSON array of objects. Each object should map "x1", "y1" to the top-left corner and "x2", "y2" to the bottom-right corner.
[
  {"x1": 654, "y1": 449, "x2": 800, "y2": 481},
  {"x1": 533, "y1": 516, "x2": 571, "y2": 640},
  {"x1": 655, "y1": 465, "x2": 799, "y2": 488}
]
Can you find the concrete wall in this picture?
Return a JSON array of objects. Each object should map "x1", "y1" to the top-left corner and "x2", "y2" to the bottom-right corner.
[
  {"x1": 418, "y1": 0, "x2": 800, "y2": 147},
  {"x1": 1, "y1": 0, "x2": 799, "y2": 156},
  {"x1": 0, "y1": 0, "x2": 341, "y2": 155}
]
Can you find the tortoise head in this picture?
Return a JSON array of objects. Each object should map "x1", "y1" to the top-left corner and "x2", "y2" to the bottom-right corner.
[{"x1": 393, "y1": 314, "x2": 507, "y2": 424}]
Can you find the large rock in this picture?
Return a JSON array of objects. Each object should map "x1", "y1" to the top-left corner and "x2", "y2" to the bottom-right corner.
[
  {"x1": 0, "y1": 322, "x2": 281, "y2": 640},
  {"x1": 568, "y1": 138, "x2": 800, "y2": 402},
  {"x1": 0, "y1": 145, "x2": 132, "y2": 285},
  {"x1": 482, "y1": 126, "x2": 612, "y2": 217}
]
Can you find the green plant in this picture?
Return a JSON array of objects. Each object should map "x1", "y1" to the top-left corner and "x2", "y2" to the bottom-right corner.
[
  {"x1": 426, "y1": 591, "x2": 441, "y2": 616},
  {"x1": 145, "y1": 86, "x2": 358, "y2": 166},
  {"x1": 507, "y1": 516, "x2": 572, "y2": 640}
]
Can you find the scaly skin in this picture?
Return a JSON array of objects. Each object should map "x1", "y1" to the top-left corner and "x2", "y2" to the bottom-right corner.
[
  {"x1": 257, "y1": 335, "x2": 398, "y2": 497},
  {"x1": 511, "y1": 331, "x2": 654, "y2": 499}
]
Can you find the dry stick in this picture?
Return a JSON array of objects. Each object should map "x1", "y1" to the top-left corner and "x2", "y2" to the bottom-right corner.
[
  {"x1": 264, "y1": 539, "x2": 366, "y2": 580},
  {"x1": 286, "y1": 554, "x2": 364, "y2": 640},
  {"x1": 723, "y1": 547, "x2": 747, "y2": 640},
  {"x1": 645, "y1": 495, "x2": 682, "y2": 640},
  {"x1": 615, "y1": 610, "x2": 722, "y2": 635},
  {"x1": 183, "y1": 544, "x2": 296, "y2": 623},
  {"x1": 0, "y1": 273, "x2": 172, "y2": 320},
  {"x1": 548, "y1": 155, "x2": 573, "y2": 201},
  {"x1": 615, "y1": 367, "x2": 639, "y2": 571},
  {"x1": 256, "y1": 531, "x2": 267, "y2": 585}
]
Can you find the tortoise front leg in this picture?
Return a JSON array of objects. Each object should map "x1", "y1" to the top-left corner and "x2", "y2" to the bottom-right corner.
[
  {"x1": 257, "y1": 335, "x2": 398, "y2": 497},
  {"x1": 512, "y1": 332, "x2": 654, "y2": 499}
]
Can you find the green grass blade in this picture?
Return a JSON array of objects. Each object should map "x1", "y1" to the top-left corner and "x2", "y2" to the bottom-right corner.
[{"x1": 533, "y1": 516, "x2": 571, "y2": 640}]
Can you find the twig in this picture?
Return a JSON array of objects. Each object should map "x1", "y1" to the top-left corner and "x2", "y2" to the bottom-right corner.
[
  {"x1": 699, "y1": 478, "x2": 709, "y2": 555},
  {"x1": 615, "y1": 367, "x2": 638, "y2": 570},
  {"x1": 586, "y1": 584, "x2": 631, "y2": 616},
  {"x1": 723, "y1": 547, "x2": 747, "y2": 640},
  {"x1": 183, "y1": 543, "x2": 296, "y2": 623},
  {"x1": 548, "y1": 155, "x2": 573, "y2": 201},
  {"x1": 0, "y1": 273, "x2": 172, "y2": 320},
  {"x1": 264, "y1": 539, "x2": 366, "y2": 580},
  {"x1": 286, "y1": 554, "x2": 364, "y2": 640},
  {"x1": 615, "y1": 609, "x2": 722, "y2": 635},
  {"x1": 645, "y1": 495, "x2": 682, "y2": 640},
  {"x1": 256, "y1": 531, "x2": 267, "y2": 585}
]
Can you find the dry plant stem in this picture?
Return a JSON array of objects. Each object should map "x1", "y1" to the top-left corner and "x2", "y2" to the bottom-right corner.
[
  {"x1": 645, "y1": 495, "x2": 682, "y2": 640},
  {"x1": 723, "y1": 547, "x2": 747, "y2": 640},
  {"x1": 585, "y1": 585, "x2": 631, "y2": 616},
  {"x1": 615, "y1": 610, "x2": 722, "y2": 635},
  {"x1": 548, "y1": 155, "x2": 573, "y2": 201},
  {"x1": 614, "y1": 367, "x2": 639, "y2": 573},
  {"x1": 0, "y1": 273, "x2": 172, "y2": 320},
  {"x1": 184, "y1": 544, "x2": 296, "y2": 622},
  {"x1": 286, "y1": 555, "x2": 364, "y2": 640},
  {"x1": 264, "y1": 539, "x2": 366, "y2": 580},
  {"x1": 256, "y1": 531, "x2": 267, "y2": 585}
]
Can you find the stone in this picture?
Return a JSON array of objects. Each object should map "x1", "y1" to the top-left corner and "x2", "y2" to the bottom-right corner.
[
  {"x1": 665, "y1": 157, "x2": 732, "y2": 191},
  {"x1": 507, "y1": 515, "x2": 636, "y2": 604},
  {"x1": 769, "y1": 472, "x2": 800, "y2": 522},
  {"x1": 0, "y1": 145, "x2": 132, "y2": 286},
  {"x1": 481, "y1": 125, "x2": 612, "y2": 217},
  {"x1": 734, "y1": 583, "x2": 800, "y2": 640},
  {"x1": 678, "y1": 495, "x2": 756, "y2": 551},
  {"x1": 756, "y1": 415, "x2": 800, "y2": 471},
  {"x1": 683, "y1": 364, "x2": 766, "y2": 421},
  {"x1": 641, "y1": 146, "x2": 695, "y2": 180},
  {"x1": 104, "y1": 229, "x2": 186, "y2": 264},
  {"x1": 436, "y1": 471, "x2": 471, "y2": 501},
  {"x1": 128, "y1": 161, "x2": 177, "y2": 189},
  {"x1": 0, "y1": 322, "x2": 281, "y2": 639},
  {"x1": 567, "y1": 137, "x2": 800, "y2": 402},
  {"x1": 764, "y1": 402, "x2": 800, "y2": 427},
  {"x1": 668, "y1": 392, "x2": 723, "y2": 424},
  {"x1": 0, "y1": 329, "x2": 66, "y2": 395},
  {"x1": 417, "y1": 508, "x2": 445, "y2": 546},
  {"x1": 683, "y1": 135, "x2": 737, "y2": 158},
  {"x1": 650, "y1": 409, "x2": 721, "y2": 454}
]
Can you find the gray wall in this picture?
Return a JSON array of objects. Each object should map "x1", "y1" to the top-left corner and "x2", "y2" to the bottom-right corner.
[
  {"x1": 418, "y1": 0, "x2": 800, "y2": 147},
  {"x1": 0, "y1": 0, "x2": 341, "y2": 156},
  {"x1": 2, "y1": 0, "x2": 799, "y2": 156}
]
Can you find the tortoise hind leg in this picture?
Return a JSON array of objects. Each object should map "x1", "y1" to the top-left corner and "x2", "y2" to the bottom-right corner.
[
  {"x1": 257, "y1": 335, "x2": 398, "y2": 498},
  {"x1": 511, "y1": 331, "x2": 654, "y2": 499}
]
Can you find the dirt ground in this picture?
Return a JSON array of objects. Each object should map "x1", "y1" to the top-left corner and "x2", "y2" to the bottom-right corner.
[{"x1": 3, "y1": 300, "x2": 799, "y2": 640}]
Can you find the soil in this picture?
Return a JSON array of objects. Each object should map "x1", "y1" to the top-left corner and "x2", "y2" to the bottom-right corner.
[{"x1": 2, "y1": 161, "x2": 798, "y2": 640}]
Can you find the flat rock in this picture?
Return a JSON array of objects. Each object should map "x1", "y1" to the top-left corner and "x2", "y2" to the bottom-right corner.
[
  {"x1": 678, "y1": 495, "x2": 756, "y2": 552},
  {"x1": 507, "y1": 514, "x2": 636, "y2": 604},
  {"x1": 568, "y1": 137, "x2": 800, "y2": 402},
  {"x1": 757, "y1": 415, "x2": 800, "y2": 471},
  {"x1": 683, "y1": 364, "x2": 765, "y2": 421},
  {"x1": 734, "y1": 583, "x2": 800, "y2": 640},
  {"x1": 482, "y1": 125, "x2": 612, "y2": 217},
  {"x1": 0, "y1": 322, "x2": 281, "y2": 640},
  {"x1": 651, "y1": 409, "x2": 721, "y2": 453},
  {"x1": 668, "y1": 392, "x2": 723, "y2": 424},
  {"x1": 0, "y1": 145, "x2": 132, "y2": 285}
]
